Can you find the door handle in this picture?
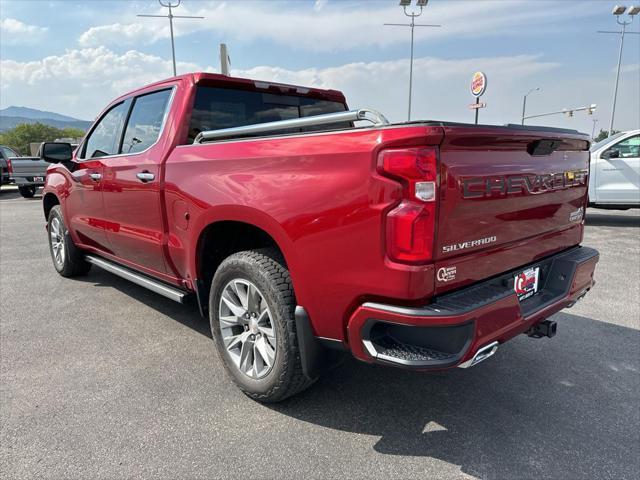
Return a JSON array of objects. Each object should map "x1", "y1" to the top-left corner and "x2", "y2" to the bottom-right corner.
[
  {"x1": 89, "y1": 173, "x2": 102, "y2": 181},
  {"x1": 136, "y1": 171, "x2": 155, "y2": 183}
]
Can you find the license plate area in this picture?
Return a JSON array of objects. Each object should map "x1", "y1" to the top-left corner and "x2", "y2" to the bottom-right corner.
[
  {"x1": 514, "y1": 267, "x2": 540, "y2": 301},
  {"x1": 33, "y1": 176, "x2": 44, "y2": 182}
]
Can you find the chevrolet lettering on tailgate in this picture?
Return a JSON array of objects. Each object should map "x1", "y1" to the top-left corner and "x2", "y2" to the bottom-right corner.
[{"x1": 462, "y1": 170, "x2": 588, "y2": 199}]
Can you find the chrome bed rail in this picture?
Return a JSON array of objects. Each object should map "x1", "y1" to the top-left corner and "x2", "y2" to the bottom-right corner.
[{"x1": 193, "y1": 108, "x2": 390, "y2": 144}]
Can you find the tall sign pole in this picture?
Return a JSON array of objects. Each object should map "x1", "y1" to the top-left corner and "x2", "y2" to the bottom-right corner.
[
  {"x1": 137, "y1": 0, "x2": 204, "y2": 77},
  {"x1": 220, "y1": 43, "x2": 231, "y2": 76}
]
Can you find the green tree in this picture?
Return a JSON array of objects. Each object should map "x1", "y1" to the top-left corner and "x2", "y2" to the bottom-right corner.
[
  {"x1": 0, "y1": 123, "x2": 86, "y2": 156},
  {"x1": 593, "y1": 128, "x2": 620, "y2": 143}
]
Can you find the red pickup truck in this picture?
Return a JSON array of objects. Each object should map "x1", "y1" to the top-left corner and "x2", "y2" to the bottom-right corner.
[{"x1": 41, "y1": 72, "x2": 599, "y2": 402}]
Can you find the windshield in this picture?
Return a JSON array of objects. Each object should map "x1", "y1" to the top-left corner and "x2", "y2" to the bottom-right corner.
[
  {"x1": 591, "y1": 132, "x2": 626, "y2": 151},
  {"x1": 188, "y1": 86, "x2": 349, "y2": 143}
]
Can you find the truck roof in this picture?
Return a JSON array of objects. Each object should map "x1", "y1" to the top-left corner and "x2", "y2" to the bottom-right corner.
[{"x1": 121, "y1": 71, "x2": 347, "y2": 105}]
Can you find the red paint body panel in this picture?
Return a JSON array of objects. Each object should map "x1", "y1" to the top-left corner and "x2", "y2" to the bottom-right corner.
[{"x1": 43, "y1": 72, "x2": 598, "y2": 368}]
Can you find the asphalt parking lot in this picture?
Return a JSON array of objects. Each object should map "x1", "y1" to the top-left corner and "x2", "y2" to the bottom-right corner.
[{"x1": 1, "y1": 186, "x2": 638, "y2": 480}]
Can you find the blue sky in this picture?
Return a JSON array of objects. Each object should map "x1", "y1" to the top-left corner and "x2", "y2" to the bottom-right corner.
[{"x1": 1, "y1": 0, "x2": 638, "y2": 134}]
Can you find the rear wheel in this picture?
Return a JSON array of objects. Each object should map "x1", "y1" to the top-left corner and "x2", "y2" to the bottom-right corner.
[
  {"x1": 47, "y1": 205, "x2": 91, "y2": 277},
  {"x1": 209, "y1": 249, "x2": 314, "y2": 402},
  {"x1": 18, "y1": 185, "x2": 36, "y2": 198}
]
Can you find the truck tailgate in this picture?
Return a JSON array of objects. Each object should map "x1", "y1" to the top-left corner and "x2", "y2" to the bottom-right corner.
[
  {"x1": 434, "y1": 125, "x2": 590, "y2": 293},
  {"x1": 9, "y1": 157, "x2": 47, "y2": 177}
]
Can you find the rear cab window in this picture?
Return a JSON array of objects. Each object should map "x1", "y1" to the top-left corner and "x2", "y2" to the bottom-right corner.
[
  {"x1": 121, "y1": 89, "x2": 172, "y2": 154},
  {"x1": 187, "y1": 86, "x2": 349, "y2": 143},
  {"x1": 1, "y1": 146, "x2": 19, "y2": 158}
]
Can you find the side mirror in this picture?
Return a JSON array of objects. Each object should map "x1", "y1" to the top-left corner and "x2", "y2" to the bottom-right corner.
[
  {"x1": 602, "y1": 148, "x2": 620, "y2": 160},
  {"x1": 40, "y1": 142, "x2": 73, "y2": 163}
]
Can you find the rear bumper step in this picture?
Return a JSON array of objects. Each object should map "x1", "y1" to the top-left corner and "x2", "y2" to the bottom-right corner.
[
  {"x1": 84, "y1": 255, "x2": 187, "y2": 303},
  {"x1": 348, "y1": 246, "x2": 599, "y2": 369}
]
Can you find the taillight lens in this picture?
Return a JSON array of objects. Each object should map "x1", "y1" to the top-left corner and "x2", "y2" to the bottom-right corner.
[
  {"x1": 6, "y1": 158, "x2": 13, "y2": 175},
  {"x1": 378, "y1": 147, "x2": 438, "y2": 264}
]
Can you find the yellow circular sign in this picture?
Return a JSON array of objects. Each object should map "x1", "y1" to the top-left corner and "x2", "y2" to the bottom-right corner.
[{"x1": 471, "y1": 71, "x2": 487, "y2": 97}]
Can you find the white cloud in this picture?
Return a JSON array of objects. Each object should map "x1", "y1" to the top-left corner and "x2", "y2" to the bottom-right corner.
[
  {"x1": 76, "y1": 0, "x2": 603, "y2": 52},
  {"x1": 1, "y1": 47, "x2": 637, "y2": 133},
  {"x1": 0, "y1": 18, "x2": 48, "y2": 45},
  {"x1": 0, "y1": 47, "x2": 214, "y2": 120},
  {"x1": 79, "y1": 22, "x2": 169, "y2": 47}
]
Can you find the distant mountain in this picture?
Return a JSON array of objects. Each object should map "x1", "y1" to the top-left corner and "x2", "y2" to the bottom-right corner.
[
  {"x1": 0, "y1": 106, "x2": 87, "y2": 122},
  {"x1": 0, "y1": 106, "x2": 92, "y2": 133}
]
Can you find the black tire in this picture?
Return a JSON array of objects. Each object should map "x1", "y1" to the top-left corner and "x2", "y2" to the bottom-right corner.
[
  {"x1": 47, "y1": 205, "x2": 91, "y2": 277},
  {"x1": 209, "y1": 249, "x2": 314, "y2": 402},
  {"x1": 19, "y1": 185, "x2": 36, "y2": 198}
]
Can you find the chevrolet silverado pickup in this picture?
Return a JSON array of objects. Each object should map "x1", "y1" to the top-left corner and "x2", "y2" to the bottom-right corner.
[{"x1": 41, "y1": 72, "x2": 599, "y2": 402}]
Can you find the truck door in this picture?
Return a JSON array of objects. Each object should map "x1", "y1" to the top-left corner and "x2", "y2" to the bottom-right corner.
[
  {"x1": 101, "y1": 88, "x2": 174, "y2": 275},
  {"x1": 68, "y1": 100, "x2": 129, "y2": 252},
  {"x1": 595, "y1": 134, "x2": 640, "y2": 204}
]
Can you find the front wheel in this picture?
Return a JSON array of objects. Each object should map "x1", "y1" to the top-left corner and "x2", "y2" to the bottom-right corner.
[
  {"x1": 209, "y1": 249, "x2": 314, "y2": 402},
  {"x1": 18, "y1": 185, "x2": 36, "y2": 198},
  {"x1": 47, "y1": 205, "x2": 91, "y2": 277}
]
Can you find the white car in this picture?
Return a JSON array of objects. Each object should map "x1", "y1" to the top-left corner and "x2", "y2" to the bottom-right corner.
[{"x1": 589, "y1": 129, "x2": 640, "y2": 209}]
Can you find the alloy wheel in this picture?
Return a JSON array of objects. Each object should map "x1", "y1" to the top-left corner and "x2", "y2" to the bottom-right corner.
[
  {"x1": 218, "y1": 279, "x2": 277, "y2": 379},
  {"x1": 50, "y1": 217, "x2": 65, "y2": 267}
]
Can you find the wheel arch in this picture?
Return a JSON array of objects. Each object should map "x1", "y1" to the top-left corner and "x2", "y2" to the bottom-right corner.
[
  {"x1": 43, "y1": 192, "x2": 60, "y2": 220},
  {"x1": 192, "y1": 206, "x2": 299, "y2": 317}
]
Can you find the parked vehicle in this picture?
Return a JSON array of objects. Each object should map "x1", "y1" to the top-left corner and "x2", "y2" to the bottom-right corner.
[
  {"x1": 9, "y1": 146, "x2": 49, "y2": 197},
  {"x1": 589, "y1": 129, "x2": 640, "y2": 209},
  {"x1": 0, "y1": 145, "x2": 19, "y2": 186},
  {"x1": 41, "y1": 73, "x2": 599, "y2": 402}
]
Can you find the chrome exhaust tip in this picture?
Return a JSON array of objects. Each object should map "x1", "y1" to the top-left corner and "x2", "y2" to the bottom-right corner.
[{"x1": 458, "y1": 341, "x2": 499, "y2": 369}]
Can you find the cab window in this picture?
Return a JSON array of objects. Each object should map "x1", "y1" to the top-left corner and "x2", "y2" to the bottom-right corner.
[
  {"x1": 612, "y1": 135, "x2": 640, "y2": 158},
  {"x1": 187, "y1": 86, "x2": 349, "y2": 143},
  {"x1": 82, "y1": 102, "x2": 128, "y2": 159},
  {"x1": 121, "y1": 89, "x2": 172, "y2": 154}
]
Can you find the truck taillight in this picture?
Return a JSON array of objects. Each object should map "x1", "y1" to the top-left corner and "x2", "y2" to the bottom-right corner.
[
  {"x1": 378, "y1": 147, "x2": 438, "y2": 264},
  {"x1": 6, "y1": 158, "x2": 13, "y2": 175}
]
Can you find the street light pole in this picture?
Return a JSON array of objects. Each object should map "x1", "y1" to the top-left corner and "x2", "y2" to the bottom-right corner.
[
  {"x1": 137, "y1": 0, "x2": 204, "y2": 77},
  {"x1": 384, "y1": 1, "x2": 441, "y2": 121},
  {"x1": 609, "y1": 19, "x2": 626, "y2": 137},
  {"x1": 521, "y1": 87, "x2": 541, "y2": 125},
  {"x1": 592, "y1": 118, "x2": 599, "y2": 139},
  {"x1": 408, "y1": 12, "x2": 415, "y2": 121},
  {"x1": 597, "y1": 5, "x2": 640, "y2": 136}
]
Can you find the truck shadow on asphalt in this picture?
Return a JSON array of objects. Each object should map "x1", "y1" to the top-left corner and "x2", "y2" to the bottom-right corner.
[{"x1": 269, "y1": 312, "x2": 639, "y2": 480}]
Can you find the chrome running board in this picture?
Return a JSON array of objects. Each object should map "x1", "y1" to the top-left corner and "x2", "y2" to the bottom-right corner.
[
  {"x1": 85, "y1": 255, "x2": 186, "y2": 303},
  {"x1": 458, "y1": 341, "x2": 499, "y2": 369}
]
